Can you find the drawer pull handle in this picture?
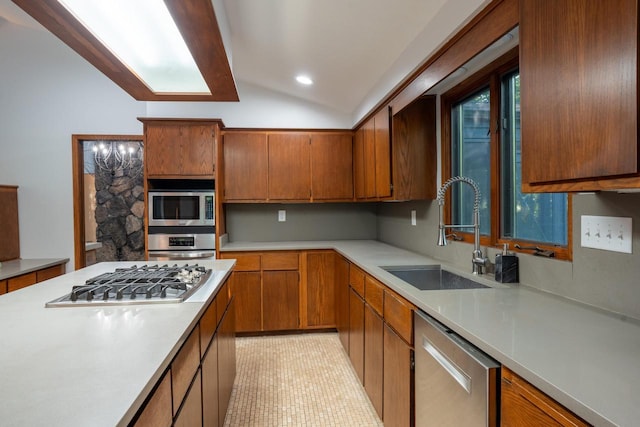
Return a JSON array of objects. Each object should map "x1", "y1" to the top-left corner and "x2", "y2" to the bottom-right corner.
[{"x1": 422, "y1": 336, "x2": 471, "y2": 393}]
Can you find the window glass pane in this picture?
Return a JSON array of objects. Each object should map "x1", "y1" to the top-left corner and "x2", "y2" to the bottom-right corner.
[
  {"x1": 501, "y1": 72, "x2": 568, "y2": 245},
  {"x1": 451, "y1": 88, "x2": 491, "y2": 235}
]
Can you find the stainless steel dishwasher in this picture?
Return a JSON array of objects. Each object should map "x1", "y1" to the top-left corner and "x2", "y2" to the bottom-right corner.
[{"x1": 414, "y1": 310, "x2": 500, "y2": 426}]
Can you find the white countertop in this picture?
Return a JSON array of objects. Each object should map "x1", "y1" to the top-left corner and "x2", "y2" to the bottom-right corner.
[
  {"x1": 0, "y1": 259, "x2": 235, "y2": 427},
  {"x1": 0, "y1": 258, "x2": 69, "y2": 281},
  {"x1": 222, "y1": 239, "x2": 638, "y2": 426}
]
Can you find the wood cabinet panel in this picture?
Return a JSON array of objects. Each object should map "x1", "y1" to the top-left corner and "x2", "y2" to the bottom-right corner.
[
  {"x1": 383, "y1": 324, "x2": 413, "y2": 427},
  {"x1": 364, "y1": 276, "x2": 384, "y2": 316},
  {"x1": 230, "y1": 272, "x2": 261, "y2": 333},
  {"x1": 310, "y1": 133, "x2": 353, "y2": 200},
  {"x1": 223, "y1": 132, "x2": 268, "y2": 201},
  {"x1": 384, "y1": 289, "x2": 414, "y2": 346},
  {"x1": 145, "y1": 124, "x2": 181, "y2": 176},
  {"x1": 306, "y1": 251, "x2": 336, "y2": 328},
  {"x1": 215, "y1": 281, "x2": 230, "y2": 326},
  {"x1": 171, "y1": 326, "x2": 201, "y2": 416},
  {"x1": 364, "y1": 304, "x2": 384, "y2": 419},
  {"x1": 335, "y1": 256, "x2": 350, "y2": 352},
  {"x1": 353, "y1": 128, "x2": 366, "y2": 199},
  {"x1": 0, "y1": 186, "x2": 19, "y2": 262},
  {"x1": 181, "y1": 125, "x2": 216, "y2": 176},
  {"x1": 501, "y1": 366, "x2": 589, "y2": 427},
  {"x1": 262, "y1": 252, "x2": 298, "y2": 270},
  {"x1": 362, "y1": 118, "x2": 377, "y2": 198},
  {"x1": 174, "y1": 369, "x2": 202, "y2": 427},
  {"x1": 134, "y1": 370, "x2": 172, "y2": 427},
  {"x1": 218, "y1": 300, "x2": 236, "y2": 427},
  {"x1": 36, "y1": 264, "x2": 65, "y2": 282},
  {"x1": 263, "y1": 271, "x2": 299, "y2": 330},
  {"x1": 202, "y1": 336, "x2": 219, "y2": 427},
  {"x1": 8, "y1": 272, "x2": 36, "y2": 293},
  {"x1": 392, "y1": 96, "x2": 437, "y2": 200},
  {"x1": 268, "y1": 133, "x2": 311, "y2": 200},
  {"x1": 222, "y1": 252, "x2": 261, "y2": 271},
  {"x1": 520, "y1": 0, "x2": 638, "y2": 188},
  {"x1": 373, "y1": 107, "x2": 391, "y2": 198},
  {"x1": 349, "y1": 288, "x2": 365, "y2": 384},
  {"x1": 200, "y1": 300, "x2": 218, "y2": 359},
  {"x1": 349, "y1": 265, "x2": 365, "y2": 298},
  {"x1": 0, "y1": 280, "x2": 6, "y2": 295}
]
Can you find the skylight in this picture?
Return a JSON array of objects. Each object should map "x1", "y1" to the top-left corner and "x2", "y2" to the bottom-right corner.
[{"x1": 57, "y1": 0, "x2": 210, "y2": 94}]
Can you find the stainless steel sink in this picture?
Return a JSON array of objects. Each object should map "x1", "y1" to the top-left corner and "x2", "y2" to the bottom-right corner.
[{"x1": 380, "y1": 265, "x2": 488, "y2": 291}]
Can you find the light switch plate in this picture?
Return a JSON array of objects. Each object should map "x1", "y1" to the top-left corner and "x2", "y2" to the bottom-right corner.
[
  {"x1": 411, "y1": 210, "x2": 417, "y2": 226},
  {"x1": 580, "y1": 215, "x2": 632, "y2": 253},
  {"x1": 278, "y1": 210, "x2": 286, "y2": 222}
]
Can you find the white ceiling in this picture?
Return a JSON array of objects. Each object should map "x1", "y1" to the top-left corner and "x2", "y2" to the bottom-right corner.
[{"x1": 1, "y1": 0, "x2": 492, "y2": 119}]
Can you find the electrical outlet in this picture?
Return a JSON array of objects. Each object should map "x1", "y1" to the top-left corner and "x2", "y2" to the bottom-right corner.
[
  {"x1": 581, "y1": 215, "x2": 632, "y2": 253},
  {"x1": 411, "y1": 210, "x2": 417, "y2": 226},
  {"x1": 278, "y1": 210, "x2": 286, "y2": 222}
]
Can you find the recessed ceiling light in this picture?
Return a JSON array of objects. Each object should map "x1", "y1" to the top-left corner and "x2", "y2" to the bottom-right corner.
[{"x1": 296, "y1": 75, "x2": 314, "y2": 86}]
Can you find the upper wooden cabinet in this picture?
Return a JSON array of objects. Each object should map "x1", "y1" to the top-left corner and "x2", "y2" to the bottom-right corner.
[
  {"x1": 520, "y1": 0, "x2": 640, "y2": 192},
  {"x1": 141, "y1": 118, "x2": 221, "y2": 178},
  {"x1": 0, "y1": 186, "x2": 19, "y2": 262},
  {"x1": 222, "y1": 130, "x2": 353, "y2": 202},
  {"x1": 355, "y1": 96, "x2": 436, "y2": 201}
]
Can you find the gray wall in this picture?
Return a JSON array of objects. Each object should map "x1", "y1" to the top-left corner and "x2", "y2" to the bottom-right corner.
[
  {"x1": 377, "y1": 193, "x2": 640, "y2": 321},
  {"x1": 225, "y1": 203, "x2": 378, "y2": 242}
]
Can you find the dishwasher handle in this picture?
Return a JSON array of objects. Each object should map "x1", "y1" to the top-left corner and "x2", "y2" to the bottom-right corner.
[{"x1": 422, "y1": 336, "x2": 472, "y2": 394}]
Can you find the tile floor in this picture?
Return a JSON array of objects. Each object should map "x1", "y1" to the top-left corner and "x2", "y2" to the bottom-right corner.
[{"x1": 223, "y1": 333, "x2": 383, "y2": 426}]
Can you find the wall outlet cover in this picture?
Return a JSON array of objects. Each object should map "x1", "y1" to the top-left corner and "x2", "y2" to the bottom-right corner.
[{"x1": 411, "y1": 210, "x2": 417, "y2": 226}]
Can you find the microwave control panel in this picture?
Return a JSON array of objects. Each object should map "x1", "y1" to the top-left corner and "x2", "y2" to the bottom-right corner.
[{"x1": 205, "y1": 196, "x2": 214, "y2": 220}]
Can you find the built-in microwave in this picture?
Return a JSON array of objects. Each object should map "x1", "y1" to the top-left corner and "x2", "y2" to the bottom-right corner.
[{"x1": 148, "y1": 191, "x2": 214, "y2": 227}]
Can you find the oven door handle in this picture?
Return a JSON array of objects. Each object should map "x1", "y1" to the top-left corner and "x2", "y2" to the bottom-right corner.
[{"x1": 148, "y1": 251, "x2": 216, "y2": 259}]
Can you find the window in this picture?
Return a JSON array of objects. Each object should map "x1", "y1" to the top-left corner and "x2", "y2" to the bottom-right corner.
[{"x1": 442, "y1": 49, "x2": 570, "y2": 259}]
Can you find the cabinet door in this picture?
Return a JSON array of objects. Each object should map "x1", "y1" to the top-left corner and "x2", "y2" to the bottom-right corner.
[
  {"x1": 501, "y1": 366, "x2": 589, "y2": 427},
  {"x1": 362, "y1": 118, "x2": 377, "y2": 198},
  {"x1": 174, "y1": 369, "x2": 203, "y2": 427},
  {"x1": 520, "y1": 0, "x2": 637, "y2": 187},
  {"x1": 374, "y1": 107, "x2": 391, "y2": 198},
  {"x1": 181, "y1": 125, "x2": 216, "y2": 176},
  {"x1": 348, "y1": 288, "x2": 365, "y2": 384},
  {"x1": 134, "y1": 371, "x2": 172, "y2": 427},
  {"x1": 202, "y1": 335, "x2": 219, "y2": 427},
  {"x1": 145, "y1": 124, "x2": 183, "y2": 176},
  {"x1": 306, "y1": 251, "x2": 336, "y2": 328},
  {"x1": 263, "y1": 271, "x2": 299, "y2": 330},
  {"x1": 268, "y1": 133, "x2": 311, "y2": 200},
  {"x1": 0, "y1": 186, "x2": 19, "y2": 262},
  {"x1": 223, "y1": 132, "x2": 268, "y2": 201},
  {"x1": 310, "y1": 133, "x2": 353, "y2": 200},
  {"x1": 383, "y1": 324, "x2": 413, "y2": 427},
  {"x1": 364, "y1": 304, "x2": 384, "y2": 419},
  {"x1": 335, "y1": 256, "x2": 350, "y2": 352},
  {"x1": 218, "y1": 300, "x2": 236, "y2": 427},
  {"x1": 353, "y1": 128, "x2": 366, "y2": 199},
  {"x1": 230, "y1": 272, "x2": 261, "y2": 333},
  {"x1": 8, "y1": 272, "x2": 36, "y2": 293},
  {"x1": 0, "y1": 280, "x2": 6, "y2": 295}
]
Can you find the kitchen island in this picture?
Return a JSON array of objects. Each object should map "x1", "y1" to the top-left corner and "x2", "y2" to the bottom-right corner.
[
  {"x1": 0, "y1": 259, "x2": 235, "y2": 427},
  {"x1": 221, "y1": 239, "x2": 640, "y2": 427}
]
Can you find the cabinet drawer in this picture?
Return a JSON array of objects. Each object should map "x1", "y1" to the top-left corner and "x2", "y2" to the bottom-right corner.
[
  {"x1": 365, "y1": 276, "x2": 384, "y2": 316},
  {"x1": 262, "y1": 252, "x2": 299, "y2": 270},
  {"x1": 349, "y1": 265, "x2": 365, "y2": 298},
  {"x1": 0, "y1": 279, "x2": 6, "y2": 295},
  {"x1": 8, "y1": 272, "x2": 37, "y2": 292},
  {"x1": 225, "y1": 253, "x2": 261, "y2": 271},
  {"x1": 216, "y1": 281, "x2": 230, "y2": 326},
  {"x1": 36, "y1": 264, "x2": 65, "y2": 282},
  {"x1": 199, "y1": 300, "x2": 217, "y2": 359},
  {"x1": 171, "y1": 326, "x2": 200, "y2": 415},
  {"x1": 134, "y1": 370, "x2": 172, "y2": 427},
  {"x1": 384, "y1": 289, "x2": 414, "y2": 345}
]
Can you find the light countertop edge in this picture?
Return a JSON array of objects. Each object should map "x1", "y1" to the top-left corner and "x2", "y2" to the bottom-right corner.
[
  {"x1": 0, "y1": 258, "x2": 69, "y2": 281},
  {"x1": 220, "y1": 239, "x2": 634, "y2": 427}
]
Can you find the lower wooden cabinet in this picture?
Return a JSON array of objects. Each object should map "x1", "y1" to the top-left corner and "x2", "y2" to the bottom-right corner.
[
  {"x1": 334, "y1": 255, "x2": 350, "y2": 352},
  {"x1": 218, "y1": 299, "x2": 236, "y2": 427},
  {"x1": 364, "y1": 304, "x2": 384, "y2": 419},
  {"x1": 348, "y1": 287, "x2": 365, "y2": 383},
  {"x1": 383, "y1": 324, "x2": 413, "y2": 427},
  {"x1": 263, "y1": 271, "x2": 299, "y2": 330},
  {"x1": 501, "y1": 366, "x2": 589, "y2": 427},
  {"x1": 174, "y1": 369, "x2": 203, "y2": 427},
  {"x1": 8, "y1": 272, "x2": 36, "y2": 293},
  {"x1": 305, "y1": 251, "x2": 336, "y2": 328},
  {"x1": 133, "y1": 371, "x2": 172, "y2": 427},
  {"x1": 231, "y1": 271, "x2": 261, "y2": 333},
  {"x1": 202, "y1": 336, "x2": 219, "y2": 427},
  {"x1": 5, "y1": 263, "x2": 66, "y2": 293},
  {"x1": 0, "y1": 279, "x2": 7, "y2": 295}
]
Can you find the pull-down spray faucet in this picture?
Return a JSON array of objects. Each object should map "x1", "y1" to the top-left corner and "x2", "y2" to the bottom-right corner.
[{"x1": 436, "y1": 176, "x2": 489, "y2": 275}]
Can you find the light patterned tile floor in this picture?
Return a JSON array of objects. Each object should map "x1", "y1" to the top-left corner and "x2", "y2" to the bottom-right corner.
[{"x1": 223, "y1": 333, "x2": 383, "y2": 427}]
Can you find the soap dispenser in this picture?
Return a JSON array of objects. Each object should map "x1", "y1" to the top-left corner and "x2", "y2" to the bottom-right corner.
[{"x1": 495, "y1": 243, "x2": 519, "y2": 283}]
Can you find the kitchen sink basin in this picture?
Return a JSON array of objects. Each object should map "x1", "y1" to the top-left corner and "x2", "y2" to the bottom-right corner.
[{"x1": 380, "y1": 265, "x2": 488, "y2": 291}]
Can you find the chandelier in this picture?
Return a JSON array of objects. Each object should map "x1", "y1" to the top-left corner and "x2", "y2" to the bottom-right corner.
[{"x1": 92, "y1": 141, "x2": 143, "y2": 177}]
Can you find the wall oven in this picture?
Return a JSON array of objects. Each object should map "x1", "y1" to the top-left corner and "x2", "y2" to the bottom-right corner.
[{"x1": 147, "y1": 190, "x2": 215, "y2": 260}]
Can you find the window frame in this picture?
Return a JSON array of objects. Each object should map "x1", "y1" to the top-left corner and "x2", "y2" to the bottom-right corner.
[{"x1": 440, "y1": 47, "x2": 572, "y2": 261}]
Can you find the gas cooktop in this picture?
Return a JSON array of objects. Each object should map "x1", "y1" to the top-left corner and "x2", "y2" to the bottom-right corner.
[{"x1": 45, "y1": 264, "x2": 212, "y2": 308}]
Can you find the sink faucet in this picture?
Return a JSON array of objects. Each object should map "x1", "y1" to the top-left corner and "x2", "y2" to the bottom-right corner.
[{"x1": 436, "y1": 176, "x2": 489, "y2": 275}]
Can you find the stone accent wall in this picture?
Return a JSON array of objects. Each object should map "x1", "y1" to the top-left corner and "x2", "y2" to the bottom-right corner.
[{"x1": 94, "y1": 165, "x2": 145, "y2": 262}]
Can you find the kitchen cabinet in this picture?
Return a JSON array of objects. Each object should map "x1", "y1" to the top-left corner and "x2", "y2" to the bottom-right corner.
[
  {"x1": 348, "y1": 287, "x2": 365, "y2": 384},
  {"x1": 268, "y1": 133, "x2": 311, "y2": 200},
  {"x1": 0, "y1": 185, "x2": 19, "y2": 262},
  {"x1": 364, "y1": 304, "x2": 384, "y2": 419},
  {"x1": 172, "y1": 326, "x2": 201, "y2": 416},
  {"x1": 383, "y1": 324, "x2": 413, "y2": 427},
  {"x1": 222, "y1": 132, "x2": 268, "y2": 201},
  {"x1": 217, "y1": 298, "x2": 236, "y2": 427},
  {"x1": 5, "y1": 263, "x2": 66, "y2": 293},
  {"x1": 230, "y1": 271, "x2": 261, "y2": 333},
  {"x1": 305, "y1": 251, "x2": 336, "y2": 328},
  {"x1": 334, "y1": 255, "x2": 350, "y2": 352},
  {"x1": 263, "y1": 271, "x2": 299, "y2": 330},
  {"x1": 520, "y1": 0, "x2": 640, "y2": 192},
  {"x1": 355, "y1": 109, "x2": 389, "y2": 199},
  {"x1": 501, "y1": 366, "x2": 589, "y2": 427},
  {"x1": 0, "y1": 280, "x2": 6, "y2": 295},
  {"x1": 310, "y1": 133, "x2": 353, "y2": 200},
  {"x1": 141, "y1": 118, "x2": 221, "y2": 178},
  {"x1": 133, "y1": 371, "x2": 172, "y2": 427},
  {"x1": 174, "y1": 369, "x2": 202, "y2": 427},
  {"x1": 201, "y1": 335, "x2": 219, "y2": 427},
  {"x1": 7, "y1": 272, "x2": 36, "y2": 293}
]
